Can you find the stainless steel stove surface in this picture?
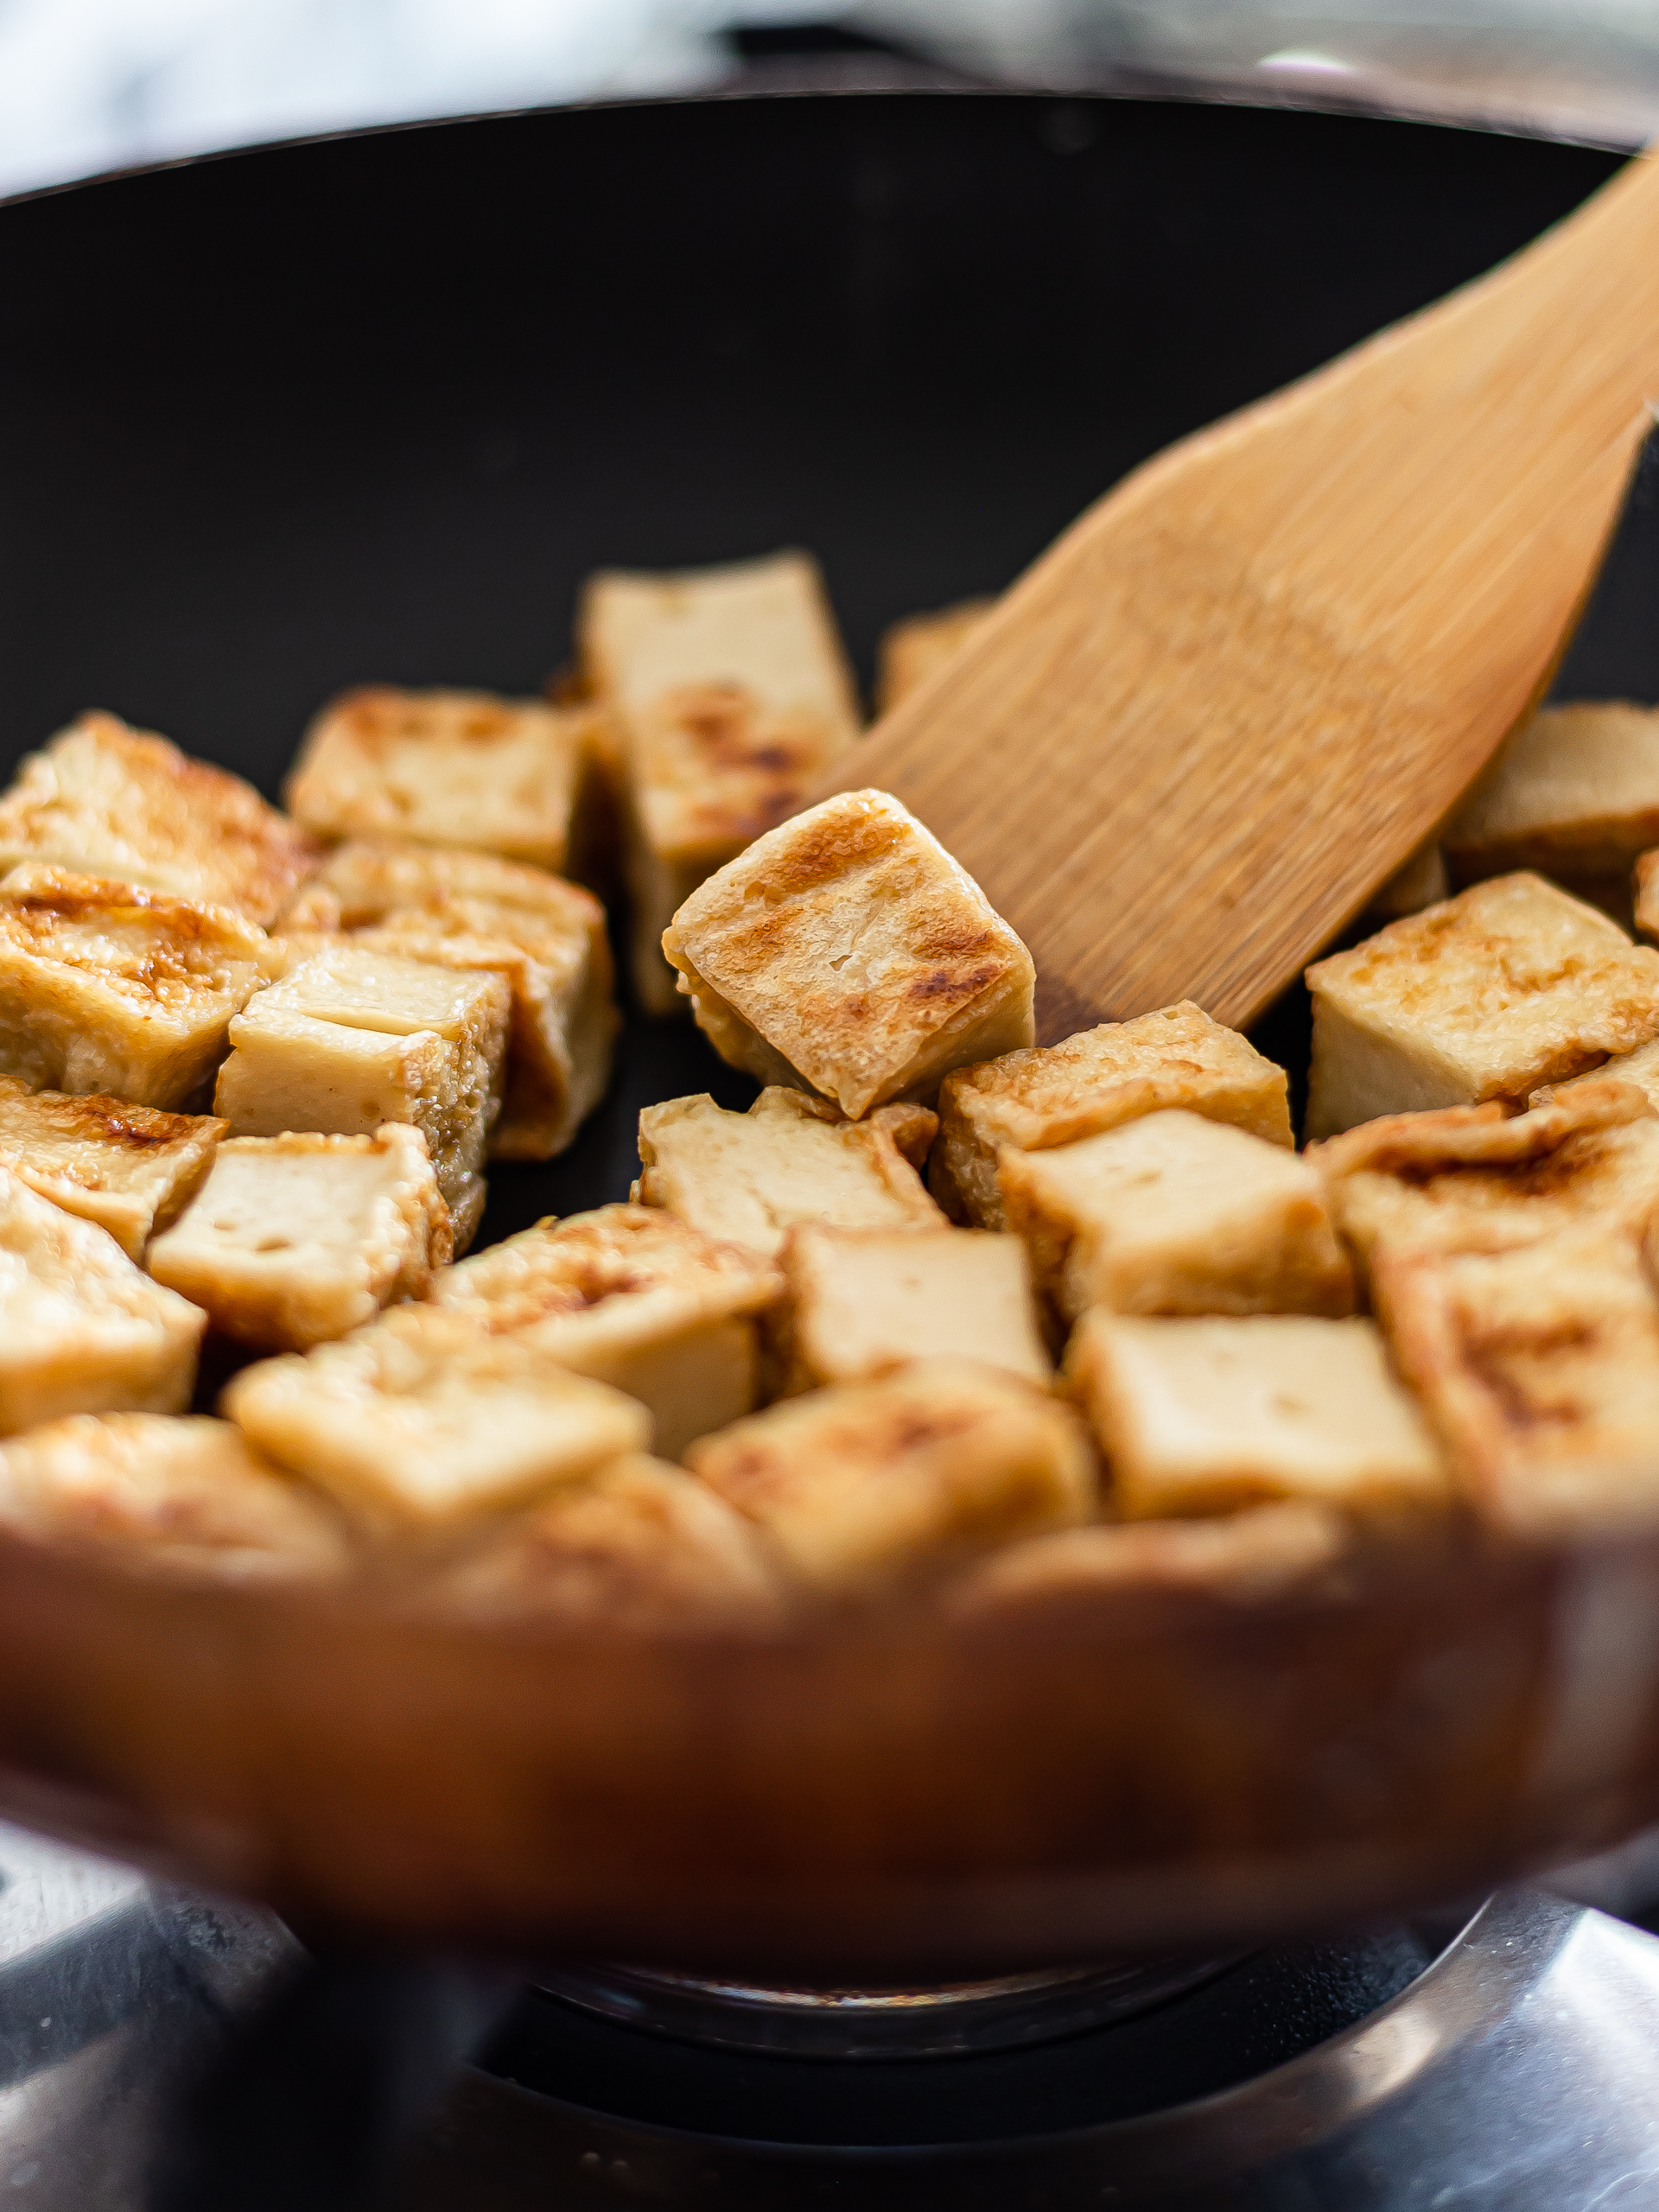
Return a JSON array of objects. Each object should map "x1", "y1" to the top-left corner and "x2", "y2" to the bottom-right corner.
[{"x1": 3, "y1": 1821, "x2": 1659, "y2": 2209}]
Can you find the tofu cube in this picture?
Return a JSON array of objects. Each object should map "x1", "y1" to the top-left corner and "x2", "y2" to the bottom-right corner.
[
  {"x1": 0, "y1": 711, "x2": 317, "y2": 926},
  {"x1": 281, "y1": 838, "x2": 616, "y2": 1160},
  {"x1": 1305, "y1": 873, "x2": 1659, "y2": 1139},
  {"x1": 1445, "y1": 702, "x2": 1659, "y2": 898},
  {"x1": 225, "y1": 1306, "x2": 651, "y2": 1535},
  {"x1": 0, "y1": 1077, "x2": 222, "y2": 1259},
  {"x1": 931, "y1": 1001, "x2": 1293, "y2": 1227},
  {"x1": 947, "y1": 1501, "x2": 1346, "y2": 1618},
  {"x1": 0, "y1": 866, "x2": 276, "y2": 1109},
  {"x1": 148, "y1": 1126, "x2": 450, "y2": 1353},
  {"x1": 875, "y1": 597, "x2": 993, "y2": 715},
  {"x1": 687, "y1": 1358, "x2": 1096, "y2": 1596},
  {"x1": 634, "y1": 1087, "x2": 944, "y2": 1258},
  {"x1": 213, "y1": 946, "x2": 510, "y2": 1249},
  {"x1": 1066, "y1": 1313, "x2": 1446, "y2": 1520},
  {"x1": 1000, "y1": 1109, "x2": 1352, "y2": 1325},
  {"x1": 285, "y1": 686, "x2": 597, "y2": 874},
  {"x1": 429, "y1": 1203, "x2": 779, "y2": 1459},
  {"x1": 427, "y1": 1453, "x2": 785, "y2": 1629},
  {"x1": 577, "y1": 552, "x2": 861, "y2": 1014},
  {"x1": 664, "y1": 790, "x2": 1036, "y2": 1116},
  {"x1": 0, "y1": 1166, "x2": 204, "y2": 1433},
  {"x1": 1377, "y1": 1229, "x2": 1659, "y2": 1535},
  {"x1": 1312, "y1": 1080, "x2": 1659, "y2": 1291},
  {"x1": 1535, "y1": 1033, "x2": 1659, "y2": 1114},
  {"x1": 775, "y1": 1225, "x2": 1051, "y2": 1394},
  {"x1": 0, "y1": 1413, "x2": 350, "y2": 1583}
]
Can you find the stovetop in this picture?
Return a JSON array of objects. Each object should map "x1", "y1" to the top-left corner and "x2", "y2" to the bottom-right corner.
[{"x1": 3, "y1": 1820, "x2": 1659, "y2": 2209}]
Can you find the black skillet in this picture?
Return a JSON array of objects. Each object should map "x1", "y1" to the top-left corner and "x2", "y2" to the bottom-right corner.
[{"x1": 1, "y1": 88, "x2": 1658, "y2": 2125}]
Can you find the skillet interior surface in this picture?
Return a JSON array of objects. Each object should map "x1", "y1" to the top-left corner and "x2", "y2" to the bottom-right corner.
[{"x1": 0, "y1": 92, "x2": 1656, "y2": 1970}]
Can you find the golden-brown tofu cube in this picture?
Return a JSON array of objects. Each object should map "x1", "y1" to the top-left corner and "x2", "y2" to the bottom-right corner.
[
  {"x1": 429, "y1": 1203, "x2": 779, "y2": 1459},
  {"x1": 285, "y1": 686, "x2": 596, "y2": 874},
  {"x1": 775, "y1": 1225, "x2": 1050, "y2": 1394},
  {"x1": 148, "y1": 1126, "x2": 449, "y2": 1353},
  {"x1": 225, "y1": 1306, "x2": 650, "y2": 1536},
  {"x1": 426, "y1": 1453, "x2": 786, "y2": 1629},
  {"x1": 1066, "y1": 1313, "x2": 1445, "y2": 1521},
  {"x1": 664, "y1": 790, "x2": 1036, "y2": 1116},
  {"x1": 634, "y1": 1087, "x2": 944, "y2": 1258},
  {"x1": 688, "y1": 1357, "x2": 1095, "y2": 1596},
  {"x1": 1535, "y1": 1033, "x2": 1659, "y2": 1113},
  {"x1": 1377, "y1": 1229, "x2": 1659, "y2": 1535},
  {"x1": 874, "y1": 597, "x2": 994, "y2": 715},
  {"x1": 947, "y1": 1501, "x2": 1347, "y2": 1618},
  {"x1": 1000, "y1": 1109, "x2": 1352, "y2": 1326},
  {"x1": 0, "y1": 1413, "x2": 349, "y2": 1583},
  {"x1": 0, "y1": 711, "x2": 317, "y2": 926},
  {"x1": 578, "y1": 552, "x2": 862, "y2": 1014},
  {"x1": 1305, "y1": 873, "x2": 1659, "y2": 1139},
  {"x1": 1313, "y1": 1080, "x2": 1659, "y2": 1291},
  {"x1": 0, "y1": 1166, "x2": 204, "y2": 1433},
  {"x1": 213, "y1": 946, "x2": 510, "y2": 1249},
  {"x1": 0, "y1": 1077, "x2": 222, "y2": 1260},
  {"x1": 0, "y1": 866, "x2": 276, "y2": 1109},
  {"x1": 931, "y1": 1002, "x2": 1291, "y2": 1229},
  {"x1": 279, "y1": 838, "x2": 616, "y2": 1160},
  {"x1": 1446, "y1": 702, "x2": 1659, "y2": 900}
]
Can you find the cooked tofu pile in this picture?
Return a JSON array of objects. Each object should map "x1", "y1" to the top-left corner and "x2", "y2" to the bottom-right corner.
[{"x1": 2, "y1": 582, "x2": 1656, "y2": 1623}]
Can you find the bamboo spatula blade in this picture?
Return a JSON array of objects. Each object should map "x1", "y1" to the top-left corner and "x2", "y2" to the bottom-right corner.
[{"x1": 817, "y1": 149, "x2": 1659, "y2": 1043}]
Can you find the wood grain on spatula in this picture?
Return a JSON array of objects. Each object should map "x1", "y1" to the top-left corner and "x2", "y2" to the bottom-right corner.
[{"x1": 815, "y1": 150, "x2": 1659, "y2": 1044}]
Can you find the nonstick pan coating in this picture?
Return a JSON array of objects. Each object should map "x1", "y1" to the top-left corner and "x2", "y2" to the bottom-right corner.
[{"x1": 0, "y1": 91, "x2": 1656, "y2": 1972}]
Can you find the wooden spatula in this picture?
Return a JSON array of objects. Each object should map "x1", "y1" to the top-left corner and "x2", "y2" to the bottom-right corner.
[{"x1": 815, "y1": 148, "x2": 1659, "y2": 1045}]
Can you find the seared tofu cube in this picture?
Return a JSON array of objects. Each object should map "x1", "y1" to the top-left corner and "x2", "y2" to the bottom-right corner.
[
  {"x1": 1446, "y1": 702, "x2": 1659, "y2": 900},
  {"x1": 429, "y1": 1203, "x2": 779, "y2": 1459},
  {"x1": 0, "y1": 866, "x2": 276, "y2": 1109},
  {"x1": 578, "y1": 552, "x2": 861, "y2": 1014},
  {"x1": 1000, "y1": 1109, "x2": 1351, "y2": 1325},
  {"x1": 1305, "y1": 873, "x2": 1659, "y2": 1139},
  {"x1": 0, "y1": 1166, "x2": 204, "y2": 1432},
  {"x1": 1313, "y1": 1080, "x2": 1659, "y2": 1291},
  {"x1": 931, "y1": 1001, "x2": 1291, "y2": 1229},
  {"x1": 664, "y1": 790, "x2": 1036, "y2": 1116},
  {"x1": 148, "y1": 1126, "x2": 450, "y2": 1353},
  {"x1": 225, "y1": 1306, "x2": 650, "y2": 1536},
  {"x1": 1535, "y1": 1033, "x2": 1659, "y2": 1113},
  {"x1": 1378, "y1": 1229, "x2": 1659, "y2": 1535},
  {"x1": 634, "y1": 1087, "x2": 944, "y2": 1258},
  {"x1": 875, "y1": 597, "x2": 993, "y2": 714},
  {"x1": 688, "y1": 1358, "x2": 1096, "y2": 1597},
  {"x1": 282, "y1": 839, "x2": 616, "y2": 1160},
  {"x1": 948, "y1": 1501, "x2": 1346, "y2": 1618},
  {"x1": 285, "y1": 686, "x2": 596, "y2": 874},
  {"x1": 428, "y1": 1453, "x2": 785, "y2": 1628},
  {"x1": 0, "y1": 1077, "x2": 222, "y2": 1260},
  {"x1": 213, "y1": 946, "x2": 510, "y2": 1249},
  {"x1": 0, "y1": 1413, "x2": 349, "y2": 1583},
  {"x1": 0, "y1": 711, "x2": 317, "y2": 926},
  {"x1": 1067, "y1": 1313, "x2": 1445, "y2": 1520},
  {"x1": 776, "y1": 1225, "x2": 1050, "y2": 1394}
]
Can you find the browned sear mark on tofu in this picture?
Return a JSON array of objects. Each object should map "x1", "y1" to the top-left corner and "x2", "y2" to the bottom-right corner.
[
  {"x1": 45, "y1": 1096, "x2": 197, "y2": 1151},
  {"x1": 906, "y1": 960, "x2": 1001, "y2": 1007}
]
